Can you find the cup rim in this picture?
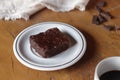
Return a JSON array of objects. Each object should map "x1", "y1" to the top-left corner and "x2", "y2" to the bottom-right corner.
[{"x1": 94, "y1": 56, "x2": 120, "y2": 80}]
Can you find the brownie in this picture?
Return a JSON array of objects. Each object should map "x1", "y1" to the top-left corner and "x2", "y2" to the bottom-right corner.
[{"x1": 29, "y1": 28, "x2": 70, "y2": 58}]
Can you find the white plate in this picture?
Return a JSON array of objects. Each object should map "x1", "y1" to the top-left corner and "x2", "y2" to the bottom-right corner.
[{"x1": 13, "y1": 22, "x2": 87, "y2": 71}]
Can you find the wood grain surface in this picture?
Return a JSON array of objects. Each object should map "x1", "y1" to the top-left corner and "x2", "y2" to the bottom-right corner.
[{"x1": 0, "y1": 0, "x2": 120, "y2": 80}]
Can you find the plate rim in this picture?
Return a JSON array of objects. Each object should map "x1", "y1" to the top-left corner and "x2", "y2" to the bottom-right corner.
[{"x1": 13, "y1": 22, "x2": 87, "y2": 71}]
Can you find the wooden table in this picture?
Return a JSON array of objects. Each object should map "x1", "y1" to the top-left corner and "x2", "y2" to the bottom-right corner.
[{"x1": 0, "y1": 0, "x2": 120, "y2": 80}]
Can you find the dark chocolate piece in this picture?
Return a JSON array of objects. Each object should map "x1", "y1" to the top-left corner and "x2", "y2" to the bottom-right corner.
[
  {"x1": 100, "y1": 11, "x2": 113, "y2": 20},
  {"x1": 98, "y1": 14, "x2": 107, "y2": 23},
  {"x1": 103, "y1": 24, "x2": 120, "y2": 31},
  {"x1": 115, "y1": 27, "x2": 120, "y2": 30},
  {"x1": 92, "y1": 1, "x2": 116, "y2": 31},
  {"x1": 103, "y1": 24, "x2": 115, "y2": 31},
  {"x1": 92, "y1": 15, "x2": 100, "y2": 25},
  {"x1": 92, "y1": 15, "x2": 107, "y2": 25},
  {"x1": 95, "y1": 6, "x2": 104, "y2": 13},
  {"x1": 29, "y1": 28, "x2": 70, "y2": 58},
  {"x1": 97, "y1": 1, "x2": 107, "y2": 7}
]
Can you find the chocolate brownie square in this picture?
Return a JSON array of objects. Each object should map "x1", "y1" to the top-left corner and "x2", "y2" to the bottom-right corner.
[{"x1": 29, "y1": 28, "x2": 70, "y2": 58}]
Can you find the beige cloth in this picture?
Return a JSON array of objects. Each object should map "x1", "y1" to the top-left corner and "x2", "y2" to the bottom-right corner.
[
  {"x1": 41, "y1": 0, "x2": 89, "y2": 12},
  {"x1": 0, "y1": 0, "x2": 89, "y2": 20}
]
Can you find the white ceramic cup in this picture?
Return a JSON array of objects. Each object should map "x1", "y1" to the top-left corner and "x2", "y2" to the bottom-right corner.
[{"x1": 94, "y1": 56, "x2": 120, "y2": 80}]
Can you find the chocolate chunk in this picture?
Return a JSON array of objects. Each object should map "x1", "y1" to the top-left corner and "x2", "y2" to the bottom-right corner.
[
  {"x1": 103, "y1": 24, "x2": 115, "y2": 31},
  {"x1": 115, "y1": 26, "x2": 120, "y2": 30},
  {"x1": 95, "y1": 6, "x2": 113, "y2": 20},
  {"x1": 116, "y1": 27, "x2": 120, "y2": 30},
  {"x1": 103, "y1": 25, "x2": 120, "y2": 31},
  {"x1": 100, "y1": 11, "x2": 113, "y2": 20},
  {"x1": 92, "y1": 1, "x2": 115, "y2": 28},
  {"x1": 92, "y1": 15, "x2": 100, "y2": 25},
  {"x1": 97, "y1": 1, "x2": 107, "y2": 7},
  {"x1": 95, "y1": 6, "x2": 104, "y2": 13},
  {"x1": 98, "y1": 14, "x2": 107, "y2": 23},
  {"x1": 92, "y1": 15, "x2": 107, "y2": 25}
]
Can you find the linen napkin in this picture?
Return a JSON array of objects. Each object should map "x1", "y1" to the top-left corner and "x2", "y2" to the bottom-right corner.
[
  {"x1": 0, "y1": 0, "x2": 89, "y2": 20},
  {"x1": 41, "y1": 0, "x2": 89, "y2": 12},
  {"x1": 0, "y1": 0, "x2": 44, "y2": 20}
]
